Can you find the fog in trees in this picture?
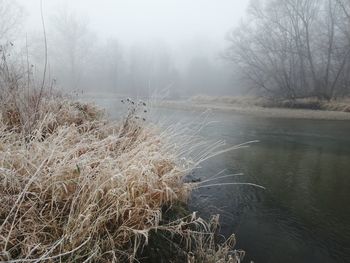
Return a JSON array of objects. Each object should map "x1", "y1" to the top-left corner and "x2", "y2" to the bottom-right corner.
[
  {"x1": 226, "y1": 0, "x2": 350, "y2": 100},
  {"x1": 2, "y1": 0, "x2": 350, "y2": 101},
  {"x1": 0, "y1": 0, "x2": 243, "y2": 99}
]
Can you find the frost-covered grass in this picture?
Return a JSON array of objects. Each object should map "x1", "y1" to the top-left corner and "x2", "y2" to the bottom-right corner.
[
  {"x1": 0, "y1": 91, "x2": 245, "y2": 262},
  {"x1": 0, "y1": 42, "x2": 247, "y2": 261},
  {"x1": 191, "y1": 95, "x2": 350, "y2": 112}
]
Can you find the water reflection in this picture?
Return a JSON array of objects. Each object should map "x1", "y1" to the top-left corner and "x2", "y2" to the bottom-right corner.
[
  {"x1": 189, "y1": 114, "x2": 350, "y2": 263},
  {"x1": 93, "y1": 98, "x2": 350, "y2": 263}
]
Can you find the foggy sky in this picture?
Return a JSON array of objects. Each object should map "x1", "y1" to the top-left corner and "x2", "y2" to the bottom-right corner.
[
  {"x1": 11, "y1": 0, "x2": 250, "y2": 96},
  {"x1": 18, "y1": 0, "x2": 249, "y2": 47}
]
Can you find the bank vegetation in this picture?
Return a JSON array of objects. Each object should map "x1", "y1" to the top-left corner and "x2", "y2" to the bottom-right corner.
[
  {"x1": 226, "y1": 0, "x2": 350, "y2": 102},
  {"x1": 0, "y1": 42, "x2": 246, "y2": 262}
]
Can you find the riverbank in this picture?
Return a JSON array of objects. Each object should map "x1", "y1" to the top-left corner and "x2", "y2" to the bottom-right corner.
[
  {"x1": 0, "y1": 91, "x2": 243, "y2": 262},
  {"x1": 157, "y1": 98, "x2": 350, "y2": 121}
]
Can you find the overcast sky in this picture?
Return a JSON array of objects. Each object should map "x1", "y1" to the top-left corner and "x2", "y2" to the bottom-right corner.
[{"x1": 18, "y1": 0, "x2": 249, "y2": 47}]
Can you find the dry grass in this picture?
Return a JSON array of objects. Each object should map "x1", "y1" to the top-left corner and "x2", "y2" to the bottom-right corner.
[
  {"x1": 1, "y1": 98, "x2": 175, "y2": 262},
  {"x1": 0, "y1": 43, "x2": 246, "y2": 262},
  {"x1": 322, "y1": 98, "x2": 350, "y2": 112},
  {"x1": 0, "y1": 96, "x2": 245, "y2": 262},
  {"x1": 192, "y1": 95, "x2": 350, "y2": 112},
  {"x1": 191, "y1": 95, "x2": 271, "y2": 108}
]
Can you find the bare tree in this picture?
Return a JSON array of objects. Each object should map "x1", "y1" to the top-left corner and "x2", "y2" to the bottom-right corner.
[
  {"x1": 225, "y1": 0, "x2": 350, "y2": 100},
  {"x1": 335, "y1": 0, "x2": 350, "y2": 20},
  {"x1": 49, "y1": 7, "x2": 95, "y2": 90},
  {"x1": 126, "y1": 43, "x2": 178, "y2": 97},
  {"x1": 82, "y1": 38, "x2": 125, "y2": 93},
  {"x1": 0, "y1": 0, "x2": 23, "y2": 43}
]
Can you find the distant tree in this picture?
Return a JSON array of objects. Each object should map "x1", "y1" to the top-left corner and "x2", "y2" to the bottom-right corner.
[
  {"x1": 185, "y1": 56, "x2": 216, "y2": 95},
  {"x1": 225, "y1": 0, "x2": 350, "y2": 100},
  {"x1": 49, "y1": 7, "x2": 95, "y2": 89},
  {"x1": 126, "y1": 43, "x2": 179, "y2": 97},
  {"x1": 84, "y1": 38, "x2": 125, "y2": 93},
  {"x1": 0, "y1": 0, "x2": 23, "y2": 43},
  {"x1": 334, "y1": 0, "x2": 350, "y2": 96},
  {"x1": 104, "y1": 38, "x2": 123, "y2": 90},
  {"x1": 335, "y1": 0, "x2": 350, "y2": 20}
]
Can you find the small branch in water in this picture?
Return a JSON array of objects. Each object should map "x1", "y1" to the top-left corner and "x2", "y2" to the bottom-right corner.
[
  {"x1": 195, "y1": 182, "x2": 265, "y2": 190},
  {"x1": 198, "y1": 173, "x2": 244, "y2": 185}
]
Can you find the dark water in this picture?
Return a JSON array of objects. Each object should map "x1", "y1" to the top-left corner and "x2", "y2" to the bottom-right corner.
[
  {"x1": 184, "y1": 113, "x2": 350, "y2": 263},
  {"x1": 94, "y1": 98, "x2": 350, "y2": 263}
]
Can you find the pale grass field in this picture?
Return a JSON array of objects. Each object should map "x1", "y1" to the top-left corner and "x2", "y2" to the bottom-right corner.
[
  {"x1": 191, "y1": 95, "x2": 350, "y2": 112},
  {"x1": 156, "y1": 95, "x2": 350, "y2": 121},
  {"x1": 0, "y1": 91, "x2": 246, "y2": 262}
]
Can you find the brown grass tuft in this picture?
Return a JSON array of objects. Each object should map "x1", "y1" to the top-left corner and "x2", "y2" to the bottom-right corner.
[
  {"x1": 191, "y1": 95, "x2": 350, "y2": 113},
  {"x1": 0, "y1": 95, "x2": 244, "y2": 262},
  {"x1": 0, "y1": 99, "x2": 184, "y2": 261},
  {"x1": 1, "y1": 45, "x2": 244, "y2": 262}
]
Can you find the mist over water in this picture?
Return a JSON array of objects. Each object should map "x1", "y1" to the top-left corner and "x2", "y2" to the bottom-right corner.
[
  {"x1": 2, "y1": 0, "x2": 350, "y2": 262},
  {"x1": 10, "y1": 0, "x2": 248, "y2": 97}
]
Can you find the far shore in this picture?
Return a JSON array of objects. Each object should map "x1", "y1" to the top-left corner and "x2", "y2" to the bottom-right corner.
[
  {"x1": 156, "y1": 100, "x2": 350, "y2": 121},
  {"x1": 79, "y1": 92, "x2": 350, "y2": 121}
]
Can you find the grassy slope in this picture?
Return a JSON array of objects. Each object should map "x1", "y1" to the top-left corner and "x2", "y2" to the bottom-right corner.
[
  {"x1": 0, "y1": 95, "x2": 244, "y2": 262},
  {"x1": 191, "y1": 95, "x2": 350, "y2": 112},
  {"x1": 156, "y1": 96, "x2": 350, "y2": 121}
]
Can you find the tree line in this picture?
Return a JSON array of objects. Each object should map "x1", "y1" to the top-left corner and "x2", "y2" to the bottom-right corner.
[
  {"x1": 0, "y1": 1, "x2": 234, "y2": 99},
  {"x1": 225, "y1": 0, "x2": 350, "y2": 100}
]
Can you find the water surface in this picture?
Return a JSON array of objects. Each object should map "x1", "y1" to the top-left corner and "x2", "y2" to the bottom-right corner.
[{"x1": 95, "y1": 98, "x2": 350, "y2": 263}]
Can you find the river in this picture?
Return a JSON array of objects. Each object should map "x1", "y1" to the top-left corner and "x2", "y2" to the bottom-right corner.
[{"x1": 93, "y1": 97, "x2": 350, "y2": 263}]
